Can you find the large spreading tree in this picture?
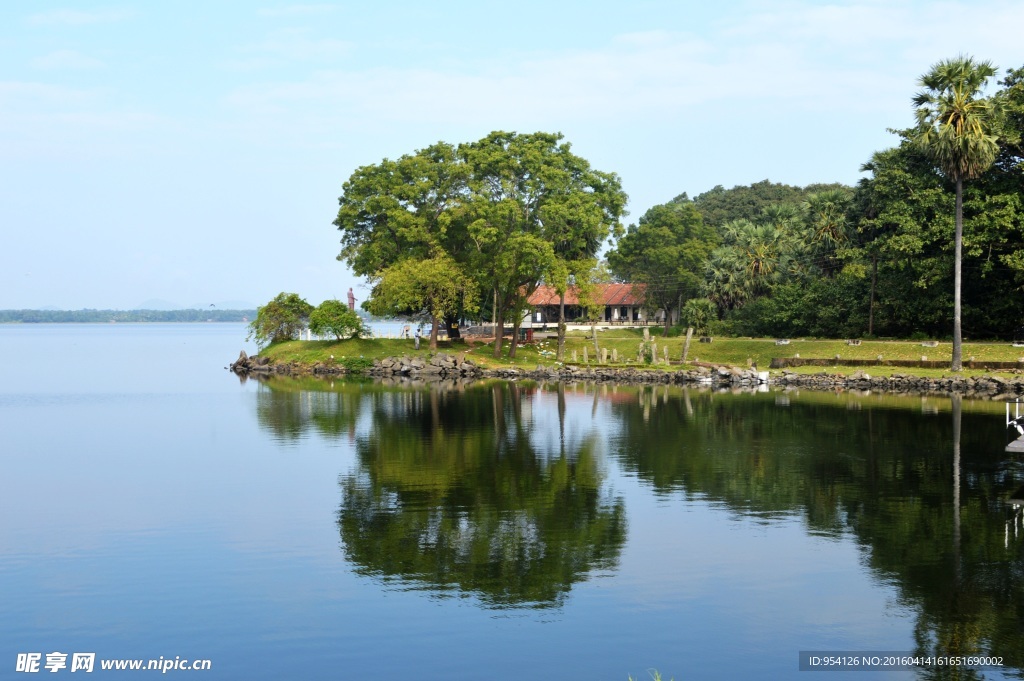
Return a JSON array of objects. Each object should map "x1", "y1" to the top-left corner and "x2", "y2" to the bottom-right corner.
[
  {"x1": 459, "y1": 131, "x2": 626, "y2": 358},
  {"x1": 334, "y1": 131, "x2": 625, "y2": 359}
]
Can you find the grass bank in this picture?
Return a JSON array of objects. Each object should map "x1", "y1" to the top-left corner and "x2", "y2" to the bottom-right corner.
[{"x1": 256, "y1": 330, "x2": 1024, "y2": 379}]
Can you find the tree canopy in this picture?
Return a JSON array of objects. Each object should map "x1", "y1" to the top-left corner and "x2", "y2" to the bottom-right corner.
[
  {"x1": 607, "y1": 201, "x2": 717, "y2": 335},
  {"x1": 248, "y1": 292, "x2": 313, "y2": 347},
  {"x1": 334, "y1": 131, "x2": 626, "y2": 358},
  {"x1": 325, "y1": 58, "x2": 1024, "y2": 346},
  {"x1": 309, "y1": 299, "x2": 364, "y2": 341}
]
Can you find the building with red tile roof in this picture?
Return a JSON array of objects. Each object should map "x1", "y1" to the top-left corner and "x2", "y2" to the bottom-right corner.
[{"x1": 526, "y1": 283, "x2": 653, "y2": 324}]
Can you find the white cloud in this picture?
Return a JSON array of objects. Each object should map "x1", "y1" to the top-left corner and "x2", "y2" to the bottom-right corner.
[
  {"x1": 26, "y1": 8, "x2": 133, "y2": 25},
  {"x1": 32, "y1": 50, "x2": 104, "y2": 70}
]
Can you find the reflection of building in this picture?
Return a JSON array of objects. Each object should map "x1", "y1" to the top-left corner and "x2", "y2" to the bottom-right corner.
[{"x1": 527, "y1": 283, "x2": 651, "y2": 324}]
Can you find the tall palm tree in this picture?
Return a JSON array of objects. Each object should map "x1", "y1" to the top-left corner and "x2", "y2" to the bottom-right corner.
[{"x1": 912, "y1": 56, "x2": 1001, "y2": 371}]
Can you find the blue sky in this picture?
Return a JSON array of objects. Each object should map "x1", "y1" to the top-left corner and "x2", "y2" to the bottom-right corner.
[{"x1": 2, "y1": 1, "x2": 1022, "y2": 309}]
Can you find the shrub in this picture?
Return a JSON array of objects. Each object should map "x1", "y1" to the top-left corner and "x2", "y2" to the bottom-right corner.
[
  {"x1": 248, "y1": 292, "x2": 313, "y2": 347},
  {"x1": 680, "y1": 298, "x2": 717, "y2": 336},
  {"x1": 309, "y1": 299, "x2": 365, "y2": 340},
  {"x1": 339, "y1": 356, "x2": 373, "y2": 372}
]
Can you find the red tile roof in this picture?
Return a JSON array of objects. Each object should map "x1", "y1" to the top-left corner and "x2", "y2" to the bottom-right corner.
[{"x1": 527, "y1": 283, "x2": 645, "y2": 306}]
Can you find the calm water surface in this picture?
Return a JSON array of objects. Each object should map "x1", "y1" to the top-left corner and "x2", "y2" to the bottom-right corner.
[{"x1": 2, "y1": 324, "x2": 1023, "y2": 679}]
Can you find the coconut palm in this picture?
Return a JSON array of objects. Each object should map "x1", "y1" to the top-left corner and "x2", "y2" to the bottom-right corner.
[{"x1": 912, "y1": 56, "x2": 1001, "y2": 371}]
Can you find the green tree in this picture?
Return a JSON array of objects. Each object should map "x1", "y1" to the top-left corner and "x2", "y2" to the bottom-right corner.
[
  {"x1": 334, "y1": 142, "x2": 474, "y2": 341},
  {"x1": 308, "y1": 299, "x2": 364, "y2": 341},
  {"x1": 912, "y1": 56, "x2": 1002, "y2": 370},
  {"x1": 679, "y1": 298, "x2": 716, "y2": 336},
  {"x1": 334, "y1": 142, "x2": 469, "y2": 277},
  {"x1": 704, "y1": 214, "x2": 803, "y2": 314},
  {"x1": 607, "y1": 201, "x2": 716, "y2": 336},
  {"x1": 852, "y1": 144, "x2": 955, "y2": 337},
  {"x1": 248, "y1": 292, "x2": 313, "y2": 348},
  {"x1": 334, "y1": 133, "x2": 625, "y2": 357},
  {"x1": 687, "y1": 179, "x2": 849, "y2": 232},
  {"x1": 459, "y1": 131, "x2": 626, "y2": 358},
  {"x1": 363, "y1": 254, "x2": 477, "y2": 349},
  {"x1": 802, "y1": 187, "x2": 854, "y2": 276}
]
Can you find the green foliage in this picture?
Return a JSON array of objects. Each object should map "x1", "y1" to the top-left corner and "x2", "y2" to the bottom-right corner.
[
  {"x1": 334, "y1": 142, "x2": 469, "y2": 277},
  {"x1": 628, "y1": 672, "x2": 672, "y2": 681},
  {"x1": 334, "y1": 131, "x2": 627, "y2": 359},
  {"x1": 364, "y1": 254, "x2": 477, "y2": 349},
  {"x1": 687, "y1": 179, "x2": 849, "y2": 231},
  {"x1": 309, "y1": 299, "x2": 364, "y2": 340},
  {"x1": 607, "y1": 201, "x2": 717, "y2": 335},
  {"x1": 338, "y1": 356, "x2": 374, "y2": 371},
  {"x1": 680, "y1": 298, "x2": 717, "y2": 336},
  {"x1": 248, "y1": 292, "x2": 313, "y2": 348},
  {"x1": 912, "y1": 56, "x2": 1001, "y2": 184},
  {"x1": 911, "y1": 55, "x2": 1003, "y2": 369},
  {"x1": 459, "y1": 131, "x2": 627, "y2": 357}
]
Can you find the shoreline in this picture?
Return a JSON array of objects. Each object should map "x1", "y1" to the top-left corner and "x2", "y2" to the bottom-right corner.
[{"x1": 229, "y1": 351, "x2": 1024, "y2": 399}]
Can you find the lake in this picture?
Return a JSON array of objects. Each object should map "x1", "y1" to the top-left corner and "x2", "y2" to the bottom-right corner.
[{"x1": 2, "y1": 323, "x2": 1022, "y2": 679}]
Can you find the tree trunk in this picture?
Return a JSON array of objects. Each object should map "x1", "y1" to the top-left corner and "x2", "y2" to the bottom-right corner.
[
  {"x1": 663, "y1": 304, "x2": 671, "y2": 337},
  {"x1": 868, "y1": 255, "x2": 877, "y2": 336},
  {"x1": 952, "y1": 177, "x2": 963, "y2": 372},
  {"x1": 492, "y1": 294, "x2": 505, "y2": 359},
  {"x1": 556, "y1": 292, "x2": 566, "y2": 361},
  {"x1": 510, "y1": 315, "x2": 520, "y2": 359},
  {"x1": 429, "y1": 315, "x2": 439, "y2": 350}
]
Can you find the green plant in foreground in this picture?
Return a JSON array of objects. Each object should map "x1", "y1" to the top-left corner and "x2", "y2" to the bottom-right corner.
[
  {"x1": 338, "y1": 356, "x2": 374, "y2": 371},
  {"x1": 628, "y1": 670, "x2": 672, "y2": 681}
]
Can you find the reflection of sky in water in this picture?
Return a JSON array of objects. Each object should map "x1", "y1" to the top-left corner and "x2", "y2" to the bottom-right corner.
[
  {"x1": 1, "y1": 324, "x2": 1018, "y2": 680},
  {"x1": 520, "y1": 386, "x2": 620, "y2": 464}
]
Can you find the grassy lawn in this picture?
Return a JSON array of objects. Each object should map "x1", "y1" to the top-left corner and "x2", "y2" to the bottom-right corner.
[{"x1": 258, "y1": 330, "x2": 1024, "y2": 378}]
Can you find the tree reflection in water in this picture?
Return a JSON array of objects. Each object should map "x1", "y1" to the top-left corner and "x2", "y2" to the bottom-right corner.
[
  {"x1": 252, "y1": 376, "x2": 1024, "y2": 670},
  {"x1": 608, "y1": 387, "x2": 1024, "y2": 678},
  {"x1": 335, "y1": 381, "x2": 626, "y2": 608}
]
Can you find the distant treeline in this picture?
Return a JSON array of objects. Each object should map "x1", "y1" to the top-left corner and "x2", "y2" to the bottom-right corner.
[{"x1": 0, "y1": 309, "x2": 256, "y2": 323}]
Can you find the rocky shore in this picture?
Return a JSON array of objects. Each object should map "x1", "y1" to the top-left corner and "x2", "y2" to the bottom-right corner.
[{"x1": 228, "y1": 351, "x2": 1024, "y2": 398}]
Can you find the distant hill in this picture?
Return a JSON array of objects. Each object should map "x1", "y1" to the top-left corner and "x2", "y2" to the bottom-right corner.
[{"x1": 0, "y1": 309, "x2": 257, "y2": 323}]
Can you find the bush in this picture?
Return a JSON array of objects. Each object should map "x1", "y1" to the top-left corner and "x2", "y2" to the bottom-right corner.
[
  {"x1": 309, "y1": 299, "x2": 365, "y2": 340},
  {"x1": 338, "y1": 356, "x2": 373, "y2": 372},
  {"x1": 248, "y1": 292, "x2": 313, "y2": 347},
  {"x1": 680, "y1": 298, "x2": 717, "y2": 336}
]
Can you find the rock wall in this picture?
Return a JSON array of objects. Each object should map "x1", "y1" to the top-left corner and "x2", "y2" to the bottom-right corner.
[{"x1": 229, "y1": 350, "x2": 1024, "y2": 397}]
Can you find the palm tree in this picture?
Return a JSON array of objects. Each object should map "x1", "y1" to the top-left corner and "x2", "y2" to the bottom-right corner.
[{"x1": 912, "y1": 56, "x2": 1001, "y2": 371}]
